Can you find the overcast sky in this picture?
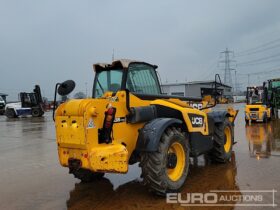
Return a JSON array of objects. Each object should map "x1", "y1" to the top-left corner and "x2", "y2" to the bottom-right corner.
[{"x1": 1, "y1": 0, "x2": 280, "y2": 100}]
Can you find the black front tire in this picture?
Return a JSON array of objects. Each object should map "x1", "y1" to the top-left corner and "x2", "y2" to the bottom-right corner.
[
  {"x1": 140, "y1": 127, "x2": 190, "y2": 195},
  {"x1": 5, "y1": 108, "x2": 16, "y2": 118},
  {"x1": 72, "y1": 168, "x2": 104, "y2": 183},
  {"x1": 210, "y1": 119, "x2": 233, "y2": 163}
]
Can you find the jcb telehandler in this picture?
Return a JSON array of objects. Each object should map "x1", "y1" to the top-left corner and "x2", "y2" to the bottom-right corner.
[{"x1": 53, "y1": 60, "x2": 238, "y2": 195}]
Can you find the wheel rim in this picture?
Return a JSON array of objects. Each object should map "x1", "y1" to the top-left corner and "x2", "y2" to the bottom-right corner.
[
  {"x1": 33, "y1": 110, "x2": 39, "y2": 116},
  {"x1": 167, "y1": 142, "x2": 185, "y2": 181},
  {"x1": 224, "y1": 126, "x2": 232, "y2": 153}
]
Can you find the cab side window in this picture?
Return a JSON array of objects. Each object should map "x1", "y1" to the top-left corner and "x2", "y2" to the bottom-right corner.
[{"x1": 126, "y1": 63, "x2": 161, "y2": 95}]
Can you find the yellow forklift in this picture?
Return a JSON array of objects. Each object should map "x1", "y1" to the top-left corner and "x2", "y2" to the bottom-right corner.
[{"x1": 245, "y1": 86, "x2": 271, "y2": 124}]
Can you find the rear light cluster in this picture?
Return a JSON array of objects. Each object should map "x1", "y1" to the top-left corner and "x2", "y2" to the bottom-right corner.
[
  {"x1": 104, "y1": 107, "x2": 116, "y2": 129},
  {"x1": 99, "y1": 106, "x2": 116, "y2": 144}
]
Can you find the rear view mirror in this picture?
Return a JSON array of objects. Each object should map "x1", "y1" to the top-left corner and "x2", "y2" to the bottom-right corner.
[
  {"x1": 53, "y1": 80, "x2": 76, "y2": 121},
  {"x1": 58, "y1": 80, "x2": 76, "y2": 96}
]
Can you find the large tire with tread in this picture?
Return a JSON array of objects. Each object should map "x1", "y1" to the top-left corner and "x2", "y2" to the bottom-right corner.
[
  {"x1": 210, "y1": 119, "x2": 233, "y2": 163},
  {"x1": 5, "y1": 108, "x2": 16, "y2": 118},
  {"x1": 140, "y1": 127, "x2": 190, "y2": 195},
  {"x1": 73, "y1": 168, "x2": 104, "y2": 183}
]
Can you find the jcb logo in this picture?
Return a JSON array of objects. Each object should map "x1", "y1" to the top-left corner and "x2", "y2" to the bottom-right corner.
[
  {"x1": 192, "y1": 117, "x2": 203, "y2": 125},
  {"x1": 188, "y1": 114, "x2": 204, "y2": 127},
  {"x1": 191, "y1": 103, "x2": 203, "y2": 109}
]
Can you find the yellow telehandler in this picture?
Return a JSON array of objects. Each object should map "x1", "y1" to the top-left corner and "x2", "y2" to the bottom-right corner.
[{"x1": 53, "y1": 59, "x2": 238, "y2": 195}]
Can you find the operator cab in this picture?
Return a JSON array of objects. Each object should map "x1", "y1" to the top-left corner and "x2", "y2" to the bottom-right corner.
[
  {"x1": 20, "y1": 85, "x2": 43, "y2": 108},
  {"x1": 246, "y1": 86, "x2": 265, "y2": 105},
  {"x1": 93, "y1": 60, "x2": 161, "y2": 98}
]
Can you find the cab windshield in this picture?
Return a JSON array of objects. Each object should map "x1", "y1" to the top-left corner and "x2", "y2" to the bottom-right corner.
[
  {"x1": 272, "y1": 81, "x2": 280, "y2": 88},
  {"x1": 94, "y1": 69, "x2": 123, "y2": 98}
]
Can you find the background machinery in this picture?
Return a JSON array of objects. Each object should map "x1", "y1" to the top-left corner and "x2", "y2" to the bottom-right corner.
[
  {"x1": 201, "y1": 84, "x2": 230, "y2": 104},
  {"x1": 245, "y1": 86, "x2": 271, "y2": 123},
  {"x1": 266, "y1": 78, "x2": 280, "y2": 118},
  {"x1": 0, "y1": 96, "x2": 5, "y2": 115},
  {"x1": 5, "y1": 85, "x2": 44, "y2": 118},
  {"x1": 54, "y1": 59, "x2": 238, "y2": 195}
]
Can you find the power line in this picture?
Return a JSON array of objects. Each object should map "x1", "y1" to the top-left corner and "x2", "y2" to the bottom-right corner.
[
  {"x1": 236, "y1": 66, "x2": 280, "y2": 88},
  {"x1": 238, "y1": 67, "x2": 280, "y2": 76},
  {"x1": 237, "y1": 58, "x2": 280, "y2": 67},
  {"x1": 195, "y1": 59, "x2": 219, "y2": 80},
  {"x1": 236, "y1": 37, "x2": 280, "y2": 55},
  {"x1": 236, "y1": 43, "x2": 280, "y2": 57},
  {"x1": 237, "y1": 52, "x2": 280, "y2": 66}
]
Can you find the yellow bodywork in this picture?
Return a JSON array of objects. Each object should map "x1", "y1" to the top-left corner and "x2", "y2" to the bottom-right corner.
[
  {"x1": 218, "y1": 97, "x2": 229, "y2": 104},
  {"x1": 55, "y1": 91, "x2": 212, "y2": 174},
  {"x1": 202, "y1": 95, "x2": 229, "y2": 104},
  {"x1": 245, "y1": 104, "x2": 271, "y2": 122}
]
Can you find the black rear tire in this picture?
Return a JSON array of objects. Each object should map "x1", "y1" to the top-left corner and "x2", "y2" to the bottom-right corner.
[
  {"x1": 31, "y1": 108, "x2": 41, "y2": 117},
  {"x1": 210, "y1": 119, "x2": 233, "y2": 163},
  {"x1": 5, "y1": 108, "x2": 16, "y2": 118},
  {"x1": 73, "y1": 168, "x2": 104, "y2": 183},
  {"x1": 140, "y1": 127, "x2": 190, "y2": 195}
]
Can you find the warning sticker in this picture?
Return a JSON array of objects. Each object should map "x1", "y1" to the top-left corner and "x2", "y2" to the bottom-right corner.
[{"x1": 87, "y1": 118, "x2": 95, "y2": 129}]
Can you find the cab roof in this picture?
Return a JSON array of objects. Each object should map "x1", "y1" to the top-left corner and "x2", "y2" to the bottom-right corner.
[
  {"x1": 268, "y1": 78, "x2": 280, "y2": 82},
  {"x1": 93, "y1": 59, "x2": 157, "y2": 72}
]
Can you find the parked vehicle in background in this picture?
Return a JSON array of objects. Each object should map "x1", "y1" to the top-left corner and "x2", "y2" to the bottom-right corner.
[
  {"x1": 0, "y1": 96, "x2": 5, "y2": 115},
  {"x1": 266, "y1": 78, "x2": 280, "y2": 118},
  {"x1": 5, "y1": 85, "x2": 44, "y2": 118},
  {"x1": 245, "y1": 86, "x2": 271, "y2": 124}
]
